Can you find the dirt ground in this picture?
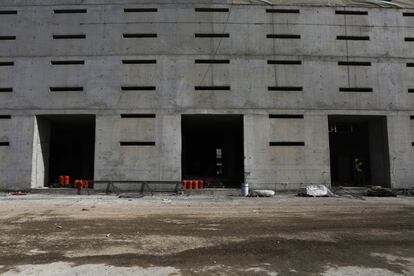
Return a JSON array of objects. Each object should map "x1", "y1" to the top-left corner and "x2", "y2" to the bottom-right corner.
[{"x1": 0, "y1": 193, "x2": 413, "y2": 275}]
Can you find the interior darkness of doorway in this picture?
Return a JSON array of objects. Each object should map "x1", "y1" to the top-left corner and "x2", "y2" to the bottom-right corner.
[
  {"x1": 181, "y1": 115, "x2": 244, "y2": 188},
  {"x1": 328, "y1": 115, "x2": 390, "y2": 187}
]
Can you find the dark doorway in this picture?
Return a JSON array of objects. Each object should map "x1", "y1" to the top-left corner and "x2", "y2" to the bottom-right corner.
[
  {"x1": 181, "y1": 115, "x2": 244, "y2": 188},
  {"x1": 328, "y1": 115, "x2": 390, "y2": 187},
  {"x1": 34, "y1": 115, "x2": 95, "y2": 187}
]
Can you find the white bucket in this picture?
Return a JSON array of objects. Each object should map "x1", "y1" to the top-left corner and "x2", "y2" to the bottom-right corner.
[{"x1": 241, "y1": 183, "x2": 249, "y2": 197}]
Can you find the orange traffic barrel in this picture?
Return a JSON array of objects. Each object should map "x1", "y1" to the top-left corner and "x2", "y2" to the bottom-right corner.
[
  {"x1": 64, "y1": 176, "x2": 70, "y2": 185},
  {"x1": 58, "y1": 176, "x2": 65, "y2": 185},
  {"x1": 199, "y1": 180, "x2": 204, "y2": 189},
  {"x1": 188, "y1": 180, "x2": 193, "y2": 190},
  {"x1": 182, "y1": 180, "x2": 187, "y2": 189},
  {"x1": 194, "y1": 180, "x2": 199, "y2": 190}
]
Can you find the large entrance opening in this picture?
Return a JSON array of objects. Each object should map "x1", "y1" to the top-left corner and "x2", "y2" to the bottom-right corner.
[
  {"x1": 31, "y1": 115, "x2": 95, "y2": 188},
  {"x1": 328, "y1": 115, "x2": 390, "y2": 187},
  {"x1": 181, "y1": 115, "x2": 244, "y2": 188}
]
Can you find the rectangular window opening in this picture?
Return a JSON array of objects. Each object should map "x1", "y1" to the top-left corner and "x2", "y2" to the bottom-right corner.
[
  {"x1": 268, "y1": 86, "x2": 303, "y2": 91},
  {"x1": 407, "y1": 63, "x2": 414, "y2": 67},
  {"x1": 195, "y1": 86, "x2": 230, "y2": 90},
  {"x1": 0, "y1": 36, "x2": 16, "y2": 40},
  {"x1": 121, "y1": 86, "x2": 156, "y2": 91},
  {"x1": 403, "y1": 12, "x2": 414, "y2": 17},
  {"x1": 0, "y1": 61, "x2": 14, "y2": 66},
  {"x1": 335, "y1": 10, "x2": 368, "y2": 15},
  {"x1": 195, "y1": 8, "x2": 229, "y2": 12},
  {"x1": 50, "y1": 87, "x2": 84, "y2": 92},
  {"x1": 266, "y1": 9, "x2": 300, "y2": 14},
  {"x1": 405, "y1": 37, "x2": 414, "y2": 42},
  {"x1": 123, "y1": 33, "x2": 157, "y2": 38},
  {"x1": 52, "y1": 34, "x2": 86, "y2": 39},
  {"x1": 122, "y1": 59, "x2": 157, "y2": 64},
  {"x1": 270, "y1": 142, "x2": 305, "y2": 146},
  {"x1": 195, "y1": 33, "x2": 230, "y2": 38},
  {"x1": 337, "y1": 35, "x2": 370, "y2": 40},
  {"x1": 267, "y1": 60, "x2": 302, "y2": 65},
  {"x1": 0, "y1": 115, "x2": 11, "y2": 119},
  {"x1": 53, "y1": 9, "x2": 87, "y2": 14},
  {"x1": 267, "y1": 34, "x2": 301, "y2": 39},
  {"x1": 124, "y1": 8, "x2": 158, "y2": 13},
  {"x1": 408, "y1": 88, "x2": 414, "y2": 93},
  {"x1": 269, "y1": 114, "x2": 304, "y2": 119},
  {"x1": 195, "y1": 59, "x2": 230, "y2": 64},
  {"x1": 120, "y1": 141, "x2": 155, "y2": 146},
  {"x1": 51, "y1": 60, "x2": 85, "y2": 65},
  {"x1": 0, "y1": 142, "x2": 10, "y2": 146},
  {"x1": 338, "y1": 61, "x2": 371, "y2": 66},
  {"x1": 120, "y1": 114, "x2": 156, "y2": 118},
  {"x1": 410, "y1": 115, "x2": 414, "y2": 120},
  {"x1": 0, "y1": 88, "x2": 13, "y2": 92},
  {"x1": 339, "y1": 87, "x2": 373, "y2": 92},
  {"x1": 0, "y1": 10, "x2": 18, "y2": 15}
]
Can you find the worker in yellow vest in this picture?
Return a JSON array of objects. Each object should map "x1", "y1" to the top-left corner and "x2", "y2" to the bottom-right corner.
[{"x1": 353, "y1": 158, "x2": 364, "y2": 185}]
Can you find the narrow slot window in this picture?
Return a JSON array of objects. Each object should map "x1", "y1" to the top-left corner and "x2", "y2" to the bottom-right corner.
[
  {"x1": 266, "y1": 9, "x2": 299, "y2": 14},
  {"x1": 410, "y1": 116, "x2": 414, "y2": 119},
  {"x1": 405, "y1": 37, "x2": 414, "y2": 42},
  {"x1": 0, "y1": 10, "x2": 17, "y2": 15},
  {"x1": 267, "y1": 34, "x2": 301, "y2": 39},
  {"x1": 337, "y1": 35, "x2": 370, "y2": 40},
  {"x1": 124, "y1": 8, "x2": 158, "y2": 13},
  {"x1": 53, "y1": 9, "x2": 87, "y2": 14},
  {"x1": 269, "y1": 142, "x2": 305, "y2": 146},
  {"x1": 0, "y1": 115, "x2": 11, "y2": 119},
  {"x1": 195, "y1": 59, "x2": 230, "y2": 64},
  {"x1": 195, "y1": 86, "x2": 230, "y2": 90},
  {"x1": 0, "y1": 36, "x2": 16, "y2": 40},
  {"x1": 407, "y1": 63, "x2": 414, "y2": 67},
  {"x1": 121, "y1": 114, "x2": 156, "y2": 118},
  {"x1": 268, "y1": 86, "x2": 303, "y2": 91},
  {"x1": 0, "y1": 61, "x2": 14, "y2": 66},
  {"x1": 403, "y1": 12, "x2": 414, "y2": 17},
  {"x1": 122, "y1": 59, "x2": 156, "y2": 64},
  {"x1": 338, "y1": 61, "x2": 371, "y2": 66},
  {"x1": 339, "y1": 87, "x2": 373, "y2": 92},
  {"x1": 52, "y1": 34, "x2": 86, "y2": 39},
  {"x1": 123, "y1": 33, "x2": 157, "y2": 38},
  {"x1": 267, "y1": 60, "x2": 302, "y2": 65},
  {"x1": 51, "y1": 60, "x2": 85, "y2": 65},
  {"x1": 335, "y1": 10, "x2": 368, "y2": 15},
  {"x1": 120, "y1": 141, "x2": 155, "y2": 146},
  {"x1": 195, "y1": 33, "x2": 229, "y2": 38},
  {"x1": 412, "y1": 142, "x2": 414, "y2": 146},
  {"x1": 408, "y1": 88, "x2": 414, "y2": 93},
  {"x1": 195, "y1": 8, "x2": 229, "y2": 12},
  {"x1": 269, "y1": 114, "x2": 304, "y2": 119},
  {"x1": 0, "y1": 88, "x2": 13, "y2": 92},
  {"x1": 50, "y1": 87, "x2": 83, "y2": 92},
  {"x1": 0, "y1": 142, "x2": 9, "y2": 146},
  {"x1": 121, "y1": 86, "x2": 156, "y2": 91}
]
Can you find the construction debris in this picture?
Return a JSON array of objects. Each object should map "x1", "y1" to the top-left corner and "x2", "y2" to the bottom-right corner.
[
  {"x1": 298, "y1": 185, "x2": 336, "y2": 197},
  {"x1": 366, "y1": 186, "x2": 397, "y2": 197},
  {"x1": 250, "y1": 190, "x2": 275, "y2": 197}
]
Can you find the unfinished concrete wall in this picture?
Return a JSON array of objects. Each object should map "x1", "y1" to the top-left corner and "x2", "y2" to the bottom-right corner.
[{"x1": 0, "y1": 0, "x2": 413, "y2": 190}]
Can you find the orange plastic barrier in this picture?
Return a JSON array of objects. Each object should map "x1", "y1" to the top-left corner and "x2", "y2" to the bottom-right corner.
[
  {"x1": 182, "y1": 180, "x2": 187, "y2": 189},
  {"x1": 199, "y1": 180, "x2": 204, "y2": 189},
  {"x1": 64, "y1": 176, "x2": 70, "y2": 185},
  {"x1": 58, "y1": 176, "x2": 65, "y2": 185},
  {"x1": 194, "y1": 180, "x2": 199, "y2": 190}
]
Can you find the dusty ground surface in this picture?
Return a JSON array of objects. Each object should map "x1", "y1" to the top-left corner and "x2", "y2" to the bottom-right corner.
[{"x1": 0, "y1": 194, "x2": 413, "y2": 275}]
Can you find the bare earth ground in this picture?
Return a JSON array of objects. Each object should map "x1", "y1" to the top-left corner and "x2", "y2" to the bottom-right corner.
[{"x1": 0, "y1": 194, "x2": 413, "y2": 275}]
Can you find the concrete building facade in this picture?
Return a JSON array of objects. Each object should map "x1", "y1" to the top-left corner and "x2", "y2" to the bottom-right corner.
[{"x1": 0, "y1": 0, "x2": 413, "y2": 191}]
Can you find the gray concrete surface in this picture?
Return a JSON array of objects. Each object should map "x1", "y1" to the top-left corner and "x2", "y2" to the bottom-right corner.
[{"x1": 0, "y1": 0, "x2": 413, "y2": 190}]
